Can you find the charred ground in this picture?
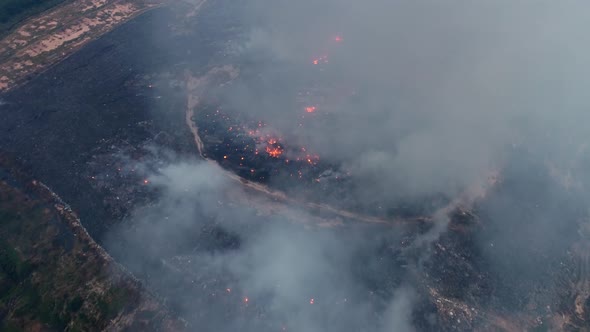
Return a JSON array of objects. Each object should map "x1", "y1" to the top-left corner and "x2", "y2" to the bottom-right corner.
[{"x1": 0, "y1": 0, "x2": 588, "y2": 331}]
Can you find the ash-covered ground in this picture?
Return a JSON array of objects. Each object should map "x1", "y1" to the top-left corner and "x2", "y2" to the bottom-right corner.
[
  {"x1": 194, "y1": 66, "x2": 451, "y2": 219},
  {"x1": 1, "y1": 0, "x2": 590, "y2": 331}
]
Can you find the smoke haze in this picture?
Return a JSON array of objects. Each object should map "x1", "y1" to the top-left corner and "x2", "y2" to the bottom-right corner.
[
  {"x1": 227, "y1": 0, "x2": 590, "y2": 198},
  {"x1": 106, "y1": 1, "x2": 590, "y2": 330}
]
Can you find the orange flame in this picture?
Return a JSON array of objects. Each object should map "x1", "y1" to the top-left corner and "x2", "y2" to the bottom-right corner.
[
  {"x1": 305, "y1": 154, "x2": 320, "y2": 165},
  {"x1": 312, "y1": 55, "x2": 328, "y2": 65},
  {"x1": 266, "y1": 146, "x2": 283, "y2": 158},
  {"x1": 305, "y1": 106, "x2": 317, "y2": 113}
]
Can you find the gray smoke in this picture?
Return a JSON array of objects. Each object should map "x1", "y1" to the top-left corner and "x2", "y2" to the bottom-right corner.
[
  {"x1": 227, "y1": 0, "x2": 590, "y2": 198},
  {"x1": 106, "y1": 1, "x2": 590, "y2": 330},
  {"x1": 107, "y1": 160, "x2": 419, "y2": 331}
]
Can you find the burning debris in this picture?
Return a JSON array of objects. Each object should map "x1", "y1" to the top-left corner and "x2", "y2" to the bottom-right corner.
[
  {"x1": 312, "y1": 55, "x2": 329, "y2": 65},
  {"x1": 195, "y1": 103, "x2": 333, "y2": 185},
  {"x1": 265, "y1": 145, "x2": 283, "y2": 158},
  {"x1": 185, "y1": 33, "x2": 453, "y2": 219}
]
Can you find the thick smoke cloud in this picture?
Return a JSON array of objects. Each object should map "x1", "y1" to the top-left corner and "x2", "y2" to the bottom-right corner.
[
  {"x1": 227, "y1": 0, "x2": 590, "y2": 199},
  {"x1": 107, "y1": 160, "x2": 419, "y2": 331},
  {"x1": 106, "y1": 1, "x2": 590, "y2": 330}
]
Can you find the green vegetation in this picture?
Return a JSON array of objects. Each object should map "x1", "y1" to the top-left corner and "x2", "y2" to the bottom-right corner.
[
  {"x1": 0, "y1": 154, "x2": 176, "y2": 330},
  {"x1": 68, "y1": 295, "x2": 84, "y2": 312},
  {"x1": 2, "y1": 233, "x2": 86, "y2": 327},
  {"x1": 0, "y1": 240, "x2": 32, "y2": 281},
  {"x1": 0, "y1": 0, "x2": 68, "y2": 34},
  {"x1": 0, "y1": 174, "x2": 145, "y2": 331},
  {"x1": 98, "y1": 287, "x2": 135, "y2": 318}
]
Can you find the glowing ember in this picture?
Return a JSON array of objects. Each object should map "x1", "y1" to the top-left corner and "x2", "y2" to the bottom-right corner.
[
  {"x1": 334, "y1": 36, "x2": 343, "y2": 42},
  {"x1": 209, "y1": 109, "x2": 324, "y2": 171},
  {"x1": 309, "y1": 298, "x2": 315, "y2": 305},
  {"x1": 266, "y1": 146, "x2": 283, "y2": 158},
  {"x1": 243, "y1": 297, "x2": 249, "y2": 303},
  {"x1": 143, "y1": 179, "x2": 149, "y2": 185},
  {"x1": 312, "y1": 55, "x2": 328, "y2": 65},
  {"x1": 304, "y1": 153, "x2": 320, "y2": 165}
]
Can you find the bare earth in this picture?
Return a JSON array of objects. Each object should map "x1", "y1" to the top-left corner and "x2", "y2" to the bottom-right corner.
[{"x1": 0, "y1": 0, "x2": 168, "y2": 92}]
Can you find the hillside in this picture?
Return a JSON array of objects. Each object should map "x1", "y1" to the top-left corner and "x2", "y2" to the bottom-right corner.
[{"x1": 0, "y1": 153, "x2": 183, "y2": 331}]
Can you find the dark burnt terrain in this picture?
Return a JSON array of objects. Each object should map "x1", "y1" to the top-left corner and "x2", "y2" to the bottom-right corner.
[
  {"x1": 0, "y1": 1, "x2": 241, "y2": 239},
  {"x1": 103, "y1": 155, "x2": 589, "y2": 331},
  {"x1": 196, "y1": 92, "x2": 450, "y2": 220},
  {"x1": 0, "y1": 0, "x2": 588, "y2": 331}
]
